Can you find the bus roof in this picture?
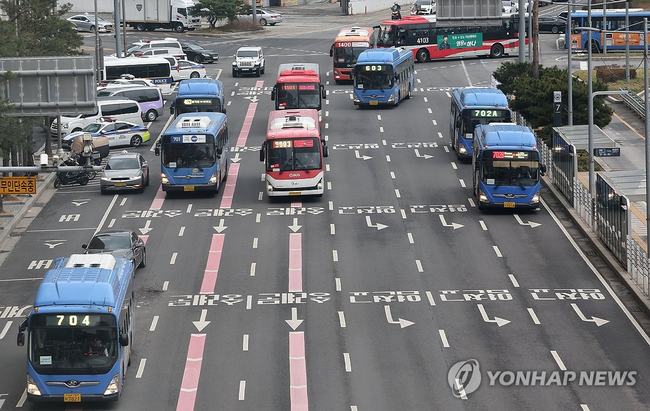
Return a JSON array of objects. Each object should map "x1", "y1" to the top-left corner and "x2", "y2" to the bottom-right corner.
[
  {"x1": 475, "y1": 124, "x2": 537, "y2": 149},
  {"x1": 570, "y1": 9, "x2": 647, "y2": 18},
  {"x1": 103, "y1": 56, "x2": 170, "y2": 67},
  {"x1": 380, "y1": 15, "x2": 436, "y2": 25},
  {"x1": 453, "y1": 87, "x2": 509, "y2": 109},
  {"x1": 357, "y1": 47, "x2": 411, "y2": 64},
  {"x1": 177, "y1": 78, "x2": 224, "y2": 98},
  {"x1": 33, "y1": 254, "x2": 132, "y2": 310},
  {"x1": 277, "y1": 63, "x2": 321, "y2": 82},
  {"x1": 267, "y1": 109, "x2": 320, "y2": 138},
  {"x1": 165, "y1": 112, "x2": 227, "y2": 134},
  {"x1": 334, "y1": 26, "x2": 373, "y2": 42}
]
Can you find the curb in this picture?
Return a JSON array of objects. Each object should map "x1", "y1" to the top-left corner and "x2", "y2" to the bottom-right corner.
[{"x1": 542, "y1": 176, "x2": 650, "y2": 314}]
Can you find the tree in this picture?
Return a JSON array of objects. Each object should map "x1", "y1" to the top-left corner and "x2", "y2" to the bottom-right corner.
[
  {"x1": 190, "y1": 0, "x2": 251, "y2": 28},
  {"x1": 493, "y1": 62, "x2": 612, "y2": 130}
]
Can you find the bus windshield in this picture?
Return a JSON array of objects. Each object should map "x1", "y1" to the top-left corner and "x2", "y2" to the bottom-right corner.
[
  {"x1": 266, "y1": 138, "x2": 321, "y2": 172},
  {"x1": 481, "y1": 153, "x2": 540, "y2": 187},
  {"x1": 29, "y1": 313, "x2": 118, "y2": 375},
  {"x1": 161, "y1": 141, "x2": 216, "y2": 169},
  {"x1": 333, "y1": 45, "x2": 367, "y2": 67},
  {"x1": 354, "y1": 64, "x2": 394, "y2": 90},
  {"x1": 462, "y1": 109, "x2": 512, "y2": 139},
  {"x1": 277, "y1": 83, "x2": 321, "y2": 110}
]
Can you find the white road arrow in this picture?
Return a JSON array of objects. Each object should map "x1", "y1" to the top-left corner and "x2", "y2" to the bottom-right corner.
[
  {"x1": 414, "y1": 149, "x2": 433, "y2": 159},
  {"x1": 477, "y1": 304, "x2": 510, "y2": 327},
  {"x1": 231, "y1": 152, "x2": 242, "y2": 163},
  {"x1": 384, "y1": 305, "x2": 414, "y2": 328},
  {"x1": 138, "y1": 220, "x2": 152, "y2": 235},
  {"x1": 354, "y1": 150, "x2": 372, "y2": 161},
  {"x1": 366, "y1": 216, "x2": 388, "y2": 231},
  {"x1": 439, "y1": 215, "x2": 464, "y2": 230},
  {"x1": 213, "y1": 219, "x2": 228, "y2": 233},
  {"x1": 244, "y1": 95, "x2": 260, "y2": 103},
  {"x1": 44, "y1": 242, "x2": 65, "y2": 249},
  {"x1": 571, "y1": 303, "x2": 609, "y2": 327},
  {"x1": 288, "y1": 218, "x2": 302, "y2": 232},
  {"x1": 71, "y1": 199, "x2": 90, "y2": 207},
  {"x1": 192, "y1": 309, "x2": 211, "y2": 332},
  {"x1": 285, "y1": 307, "x2": 304, "y2": 330},
  {"x1": 514, "y1": 214, "x2": 541, "y2": 228}
]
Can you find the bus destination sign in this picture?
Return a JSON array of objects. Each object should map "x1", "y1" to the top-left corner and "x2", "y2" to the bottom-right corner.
[
  {"x1": 489, "y1": 151, "x2": 533, "y2": 160},
  {"x1": 0, "y1": 176, "x2": 36, "y2": 194}
]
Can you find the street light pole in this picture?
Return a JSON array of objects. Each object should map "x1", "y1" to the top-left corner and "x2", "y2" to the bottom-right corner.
[
  {"x1": 588, "y1": 0, "x2": 594, "y2": 196},
  {"x1": 567, "y1": 2, "x2": 573, "y2": 125},
  {"x1": 626, "y1": 2, "x2": 630, "y2": 82},
  {"x1": 644, "y1": 18, "x2": 650, "y2": 233},
  {"x1": 519, "y1": 0, "x2": 525, "y2": 63}
]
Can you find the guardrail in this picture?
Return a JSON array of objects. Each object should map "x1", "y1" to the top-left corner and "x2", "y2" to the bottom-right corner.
[{"x1": 620, "y1": 87, "x2": 645, "y2": 119}]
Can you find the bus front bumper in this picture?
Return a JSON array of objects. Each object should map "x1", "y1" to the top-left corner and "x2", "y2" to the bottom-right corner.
[
  {"x1": 28, "y1": 393, "x2": 119, "y2": 403},
  {"x1": 478, "y1": 190, "x2": 540, "y2": 209},
  {"x1": 162, "y1": 183, "x2": 217, "y2": 192},
  {"x1": 266, "y1": 177, "x2": 324, "y2": 197}
]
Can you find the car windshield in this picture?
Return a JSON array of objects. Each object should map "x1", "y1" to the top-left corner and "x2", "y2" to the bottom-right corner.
[
  {"x1": 106, "y1": 157, "x2": 140, "y2": 170},
  {"x1": 83, "y1": 123, "x2": 103, "y2": 133},
  {"x1": 238, "y1": 51, "x2": 259, "y2": 58},
  {"x1": 88, "y1": 233, "x2": 131, "y2": 250}
]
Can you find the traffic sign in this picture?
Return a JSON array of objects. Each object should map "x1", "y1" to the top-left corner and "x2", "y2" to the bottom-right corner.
[{"x1": 0, "y1": 177, "x2": 36, "y2": 194}]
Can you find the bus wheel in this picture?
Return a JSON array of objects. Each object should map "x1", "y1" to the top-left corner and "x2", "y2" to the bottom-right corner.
[
  {"x1": 416, "y1": 49, "x2": 429, "y2": 63},
  {"x1": 490, "y1": 44, "x2": 504, "y2": 58},
  {"x1": 406, "y1": 86, "x2": 412, "y2": 99},
  {"x1": 589, "y1": 40, "x2": 601, "y2": 53}
]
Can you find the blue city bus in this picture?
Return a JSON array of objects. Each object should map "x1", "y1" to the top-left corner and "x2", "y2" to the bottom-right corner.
[
  {"x1": 155, "y1": 112, "x2": 230, "y2": 193},
  {"x1": 17, "y1": 254, "x2": 135, "y2": 402},
  {"x1": 472, "y1": 123, "x2": 543, "y2": 210},
  {"x1": 171, "y1": 78, "x2": 226, "y2": 117},
  {"x1": 352, "y1": 47, "x2": 415, "y2": 107},
  {"x1": 450, "y1": 87, "x2": 512, "y2": 160},
  {"x1": 568, "y1": 10, "x2": 650, "y2": 52}
]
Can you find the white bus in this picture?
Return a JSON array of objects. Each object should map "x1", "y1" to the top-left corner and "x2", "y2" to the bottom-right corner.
[{"x1": 101, "y1": 57, "x2": 173, "y2": 95}]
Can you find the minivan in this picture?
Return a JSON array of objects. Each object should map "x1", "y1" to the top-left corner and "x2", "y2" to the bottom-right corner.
[
  {"x1": 97, "y1": 86, "x2": 164, "y2": 121},
  {"x1": 50, "y1": 98, "x2": 143, "y2": 136}
]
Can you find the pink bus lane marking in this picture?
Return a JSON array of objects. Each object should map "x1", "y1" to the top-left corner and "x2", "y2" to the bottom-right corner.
[
  {"x1": 288, "y1": 233, "x2": 303, "y2": 293},
  {"x1": 176, "y1": 333, "x2": 207, "y2": 411},
  {"x1": 290, "y1": 202, "x2": 302, "y2": 208},
  {"x1": 255, "y1": 80, "x2": 264, "y2": 88},
  {"x1": 219, "y1": 163, "x2": 240, "y2": 209},
  {"x1": 236, "y1": 103, "x2": 258, "y2": 147},
  {"x1": 139, "y1": 235, "x2": 149, "y2": 245},
  {"x1": 150, "y1": 185, "x2": 166, "y2": 210},
  {"x1": 289, "y1": 331, "x2": 309, "y2": 411},
  {"x1": 199, "y1": 234, "x2": 225, "y2": 294}
]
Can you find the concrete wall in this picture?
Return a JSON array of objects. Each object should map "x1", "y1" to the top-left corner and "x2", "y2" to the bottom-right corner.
[
  {"x1": 60, "y1": 0, "x2": 117, "y2": 13},
  {"x1": 348, "y1": 0, "x2": 403, "y2": 15}
]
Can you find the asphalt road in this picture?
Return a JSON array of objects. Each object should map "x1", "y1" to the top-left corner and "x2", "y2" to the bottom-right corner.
[{"x1": 1, "y1": 4, "x2": 650, "y2": 410}]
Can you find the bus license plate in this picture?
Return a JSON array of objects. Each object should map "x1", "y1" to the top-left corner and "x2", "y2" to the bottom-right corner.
[
  {"x1": 64, "y1": 393, "x2": 81, "y2": 402},
  {"x1": 369, "y1": 100, "x2": 378, "y2": 106},
  {"x1": 114, "y1": 183, "x2": 126, "y2": 187},
  {"x1": 184, "y1": 186, "x2": 195, "y2": 192},
  {"x1": 504, "y1": 202, "x2": 515, "y2": 208},
  {"x1": 289, "y1": 191, "x2": 301, "y2": 195}
]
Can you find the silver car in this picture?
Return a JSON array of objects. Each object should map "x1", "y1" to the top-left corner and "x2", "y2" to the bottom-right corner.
[
  {"x1": 239, "y1": 8, "x2": 282, "y2": 26},
  {"x1": 101, "y1": 151, "x2": 150, "y2": 194},
  {"x1": 67, "y1": 14, "x2": 113, "y2": 32}
]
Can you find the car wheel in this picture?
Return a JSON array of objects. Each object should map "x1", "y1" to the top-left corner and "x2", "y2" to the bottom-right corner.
[
  {"x1": 190, "y1": 71, "x2": 200, "y2": 78},
  {"x1": 552, "y1": 26, "x2": 559, "y2": 34},
  {"x1": 138, "y1": 249, "x2": 146, "y2": 268},
  {"x1": 261, "y1": 66, "x2": 265, "y2": 74},
  {"x1": 232, "y1": 68, "x2": 238, "y2": 77},
  {"x1": 90, "y1": 25, "x2": 95, "y2": 32},
  {"x1": 100, "y1": 188, "x2": 107, "y2": 194},
  {"x1": 140, "y1": 177, "x2": 146, "y2": 193},
  {"x1": 135, "y1": 23, "x2": 145, "y2": 31},
  {"x1": 260, "y1": 18, "x2": 267, "y2": 26},
  {"x1": 416, "y1": 48, "x2": 429, "y2": 63},
  {"x1": 174, "y1": 23, "x2": 184, "y2": 33},
  {"x1": 130, "y1": 135, "x2": 143, "y2": 147},
  {"x1": 255, "y1": 68, "x2": 260, "y2": 77},
  {"x1": 193, "y1": 55, "x2": 202, "y2": 63},
  {"x1": 145, "y1": 173, "x2": 150, "y2": 186},
  {"x1": 146, "y1": 110, "x2": 157, "y2": 121}
]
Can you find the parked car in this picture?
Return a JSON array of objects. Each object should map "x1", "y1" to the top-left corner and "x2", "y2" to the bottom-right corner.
[
  {"x1": 537, "y1": 16, "x2": 567, "y2": 34},
  {"x1": 100, "y1": 151, "x2": 150, "y2": 194},
  {"x1": 127, "y1": 38, "x2": 185, "y2": 60},
  {"x1": 239, "y1": 8, "x2": 282, "y2": 26},
  {"x1": 181, "y1": 42, "x2": 219, "y2": 64},
  {"x1": 61, "y1": 121, "x2": 150, "y2": 150},
  {"x1": 67, "y1": 13, "x2": 113, "y2": 32},
  {"x1": 82, "y1": 229, "x2": 146, "y2": 269}
]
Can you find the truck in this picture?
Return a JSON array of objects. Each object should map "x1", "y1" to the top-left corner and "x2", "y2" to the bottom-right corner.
[{"x1": 123, "y1": 0, "x2": 200, "y2": 33}]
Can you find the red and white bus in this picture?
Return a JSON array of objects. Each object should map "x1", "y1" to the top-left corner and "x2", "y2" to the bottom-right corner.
[
  {"x1": 375, "y1": 15, "x2": 528, "y2": 62},
  {"x1": 329, "y1": 26, "x2": 373, "y2": 83},
  {"x1": 271, "y1": 63, "x2": 327, "y2": 111},
  {"x1": 259, "y1": 109, "x2": 328, "y2": 197}
]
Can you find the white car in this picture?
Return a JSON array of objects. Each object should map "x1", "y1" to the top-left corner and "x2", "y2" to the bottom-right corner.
[
  {"x1": 61, "y1": 121, "x2": 150, "y2": 150},
  {"x1": 238, "y1": 8, "x2": 282, "y2": 26},
  {"x1": 171, "y1": 59, "x2": 207, "y2": 81}
]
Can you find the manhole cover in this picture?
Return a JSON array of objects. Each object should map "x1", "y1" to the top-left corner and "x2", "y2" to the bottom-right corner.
[{"x1": 628, "y1": 306, "x2": 644, "y2": 313}]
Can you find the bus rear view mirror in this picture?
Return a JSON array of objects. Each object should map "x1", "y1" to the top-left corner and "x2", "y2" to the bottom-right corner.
[
  {"x1": 154, "y1": 146, "x2": 160, "y2": 156},
  {"x1": 329, "y1": 44, "x2": 334, "y2": 57},
  {"x1": 217, "y1": 147, "x2": 223, "y2": 156},
  {"x1": 17, "y1": 332, "x2": 24, "y2": 347},
  {"x1": 540, "y1": 163, "x2": 547, "y2": 176},
  {"x1": 271, "y1": 85, "x2": 277, "y2": 101},
  {"x1": 323, "y1": 144, "x2": 329, "y2": 158},
  {"x1": 260, "y1": 143, "x2": 265, "y2": 162},
  {"x1": 321, "y1": 85, "x2": 326, "y2": 100},
  {"x1": 119, "y1": 333, "x2": 129, "y2": 347}
]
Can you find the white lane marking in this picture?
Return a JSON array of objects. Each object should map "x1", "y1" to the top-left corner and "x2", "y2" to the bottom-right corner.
[
  {"x1": 407, "y1": 233, "x2": 414, "y2": 244},
  {"x1": 0, "y1": 321, "x2": 12, "y2": 339},
  {"x1": 541, "y1": 198, "x2": 650, "y2": 345},
  {"x1": 377, "y1": 114, "x2": 382, "y2": 120},
  {"x1": 386, "y1": 155, "x2": 391, "y2": 162},
  {"x1": 335, "y1": 277, "x2": 342, "y2": 291},
  {"x1": 253, "y1": 238, "x2": 258, "y2": 249},
  {"x1": 344, "y1": 353, "x2": 352, "y2": 372},
  {"x1": 260, "y1": 174, "x2": 265, "y2": 182},
  {"x1": 338, "y1": 311, "x2": 347, "y2": 328},
  {"x1": 459, "y1": 179, "x2": 466, "y2": 188},
  {"x1": 149, "y1": 316, "x2": 159, "y2": 332},
  {"x1": 16, "y1": 390, "x2": 27, "y2": 407},
  {"x1": 437, "y1": 132, "x2": 443, "y2": 139},
  {"x1": 395, "y1": 189, "x2": 401, "y2": 198},
  {"x1": 330, "y1": 224, "x2": 336, "y2": 235},
  {"x1": 415, "y1": 260, "x2": 424, "y2": 273},
  {"x1": 257, "y1": 191, "x2": 263, "y2": 201},
  {"x1": 333, "y1": 250, "x2": 339, "y2": 262},
  {"x1": 256, "y1": 213, "x2": 261, "y2": 223},
  {"x1": 462, "y1": 60, "x2": 472, "y2": 86},
  {"x1": 468, "y1": 198, "x2": 476, "y2": 207},
  {"x1": 179, "y1": 226, "x2": 185, "y2": 236},
  {"x1": 424, "y1": 96, "x2": 428, "y2": 102},
  {"x1": 382, "y1": 139, "x2": 387, "y2": 145},
  {"x1": 451, "y1": 162, "x2": 457, "y2": 170},
  {"x1": 427, "y1": 108, "x2": 432, "y2": 114},
  {"x1": 551, "y1": 350, "x2": 567, "y2": 371},
  {"x1": 390, "y1": 171, "x2": 396, "y2": 179},
  {"x1": 163, "y1": 281, "x2": 169, "y2": 291},
  {"x1": 327, "y1": 181, "x2": 332, "y2": 190},
  {"x1": 239, "y1": 380, "x2": 246, "y2": 400},
  {"x1": 186, "y1": 204, "x2": 192, "y2": 213},
  {"x1": 455, "y1": 378, "x2": 468, "y2": 400},
  {"x1": 580, "y1": 405, "x2": 591, "y2": 411},
  {"x1": 379, "y1": 126, "x2": 384, "y2": 133},
  {"x1": 401, "y1": 209, "x2": 407, "y2": 219},
  {"x1": 326, "y1": 164, "x2": 330, "y2": 172},
  {"x1": 246, "y1": 295, "x2": 253, "y2": 310},
  {"x1": 439, "y1": 330, "x2": 450, "y2": 347},
  {"x1": 426, "y1": 291, "x2": 436, "y2": 306},
  {"x1": 329, "y1": 201, "x2": 334, "y2": 211},
  {"x1": 528, "y1": 308, "x2": 541, "y2": 325},
  {"x1": 119, "y1": 198, "x2": 127, "y2": 206},
  {"x1": 170, "y1": 253, "x2": 177, "y2": 265},
  {"x1": 0, "y1": 278, "x2": 42, "y2": 282},
  {"x1": 432, "y1": 119, "x2": 437, "y2": 126},
  {"x1": 444, "y1": 146, "x2": 450, "y2": 153},
  {"x1": 136, "y1": 358, "x2": 146, "y2": 378},
  {"x1": 250, "y1": 263, "x2": 256, "y2": 277},
  {"x1": 108, "y1": 218, "x2": 115, "y2": 228},
  {"x1": 243, "y1": 334, "x2": 249, "y2": 351},
  {"x1": 479, "y1": 220, "x2": 487, "y2": 231},
  {"x1": 508, "y1": 274, "x2": 519, "y2": 287},
  {"x1": 493, "y1": 246, "x2": 502, "y2": 257},
  {"x1": 94, "y1": 194, "x2": 119, "y2": 235}
]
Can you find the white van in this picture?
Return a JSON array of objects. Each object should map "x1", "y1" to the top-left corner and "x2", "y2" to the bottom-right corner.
[
  {"x1": 96, "y1": 86, "x2": 164, "y2": 121},
  {"x1": 50, "y1": 98, "x2": 144, "y2": 136}
]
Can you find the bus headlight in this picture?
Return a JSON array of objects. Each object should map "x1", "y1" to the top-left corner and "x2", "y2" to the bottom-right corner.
[
  {"x1": 266, "y1": 183, "x2": 274, "y2": 192},
  {"x1": 27, "y1": 374, "x2": 41, "y2": 396},
  {"x1": 478, "y1": 189, "x2": 488, "y2": 203},
  {"x1": 387, "y1": 93, "x2": 395, "y2": 103},
  {"x1": 531, "y1": 191, "x2": 540, "y2": 203},
  {"x1": 353, "y1": 95, "x2": 359, "y2": 103},
  {"x1": 209, "y1": 172, "x2": 218, "y2": 184},
  {"x1": 459, "y1": 146, "x2": 467, "y2": 154},
  {"x1": 161, "y1": 173, "x2": 169, "y2": 184},
  {"x1": 104, "y1": 374, "x2": 120, "y2": 396},
  {"x1": 317, "y1": 179, "x2": 323, "y2": 190}
]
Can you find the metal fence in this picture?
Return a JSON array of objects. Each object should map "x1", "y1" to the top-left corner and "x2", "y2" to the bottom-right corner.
[{"x1": 620, "y1": 88, "x2": 645, "y2": 119}]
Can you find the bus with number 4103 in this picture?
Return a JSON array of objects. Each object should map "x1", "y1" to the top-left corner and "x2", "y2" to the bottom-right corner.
[
  {"x1": 17, "y1": 254, "x2": 135, "y2": 402},
  {"x1": 472, "y1": 123, "x2": 545, "y2": 210}
]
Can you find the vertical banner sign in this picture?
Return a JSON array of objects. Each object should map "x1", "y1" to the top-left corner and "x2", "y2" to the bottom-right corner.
[{"x1": 553, "y1": 91, "x2": 562, "y2": 127}]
